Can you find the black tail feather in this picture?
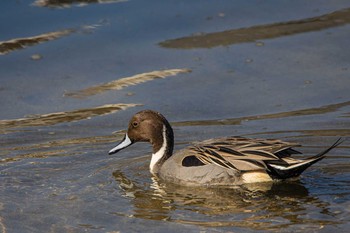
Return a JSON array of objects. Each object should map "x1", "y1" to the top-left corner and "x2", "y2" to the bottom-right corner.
[
  {"x1": 267, "y1": 138, "x2": 343, "y2": 180},
  {"x1": 308, "y1": 137, "x2": 344, "y2": 160}
]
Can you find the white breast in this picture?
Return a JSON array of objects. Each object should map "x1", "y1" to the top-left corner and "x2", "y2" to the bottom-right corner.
[{"x1": 150, "y1": 125, "x2": 167, "y2": 174}]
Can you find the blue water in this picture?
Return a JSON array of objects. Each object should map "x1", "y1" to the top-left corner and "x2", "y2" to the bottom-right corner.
[{"x1": 1, "y1": 0, "x2": 350, "y2": 232}]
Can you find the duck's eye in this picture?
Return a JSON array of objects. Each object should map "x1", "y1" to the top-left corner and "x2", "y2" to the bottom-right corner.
[{"x1": 132, "y1": 121, "x2": 139, "y2": 127}]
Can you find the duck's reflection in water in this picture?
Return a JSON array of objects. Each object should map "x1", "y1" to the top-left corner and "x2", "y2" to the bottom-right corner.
[{"x1": 112, "y1": 170, "x2": 338, "y2": 230}]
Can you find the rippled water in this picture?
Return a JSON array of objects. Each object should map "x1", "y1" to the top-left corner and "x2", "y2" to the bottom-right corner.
[{"x1": 1, "y1": 0, "x2": 350, "y2": 232}]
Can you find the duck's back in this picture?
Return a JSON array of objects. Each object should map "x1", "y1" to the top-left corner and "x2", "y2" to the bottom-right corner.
[
  {"x1": 157, "y1": 136, "x2": 299, "y2": 186},
  {"x1": 156, "y1": 136, "x2": 342, "y2": 186}
]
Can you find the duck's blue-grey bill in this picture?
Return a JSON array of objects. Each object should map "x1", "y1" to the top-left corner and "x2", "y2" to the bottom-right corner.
[{"x1": 109, "y1": 134, "x2": 133, "y2": 155}]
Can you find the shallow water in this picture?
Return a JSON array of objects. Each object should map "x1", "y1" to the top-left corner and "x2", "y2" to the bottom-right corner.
[{"x1": 1, "y1": 0, "x2": 350, "y2": 232}]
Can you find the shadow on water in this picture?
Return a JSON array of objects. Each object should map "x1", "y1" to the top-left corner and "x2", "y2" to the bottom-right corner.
[
  {"x1": 112, "y1": 167, "x2": 342, "y2": 231},
  {"x1": 159, "y1": 7, "x2": 350, "y2": 49},
  {"x1": 174, "y1": 100, "x2": 350, "y2": 141},
  {"x1": 173, "y1": 100, "x2": 350, "y2": 128}
]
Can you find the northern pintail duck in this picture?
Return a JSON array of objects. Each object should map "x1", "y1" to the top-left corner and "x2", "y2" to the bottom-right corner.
[{"x1": 109, "y1": 110, "x2": 342, "y2": 186}]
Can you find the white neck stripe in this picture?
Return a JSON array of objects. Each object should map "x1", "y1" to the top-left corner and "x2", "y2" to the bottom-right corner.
[{"x1": 150, "y1": 125, "x2": 167, "y2": 174}]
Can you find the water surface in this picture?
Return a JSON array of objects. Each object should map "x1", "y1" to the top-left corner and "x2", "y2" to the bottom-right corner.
[{"x1": 1, "y1": 0, "x2": 350, "y2": 232}]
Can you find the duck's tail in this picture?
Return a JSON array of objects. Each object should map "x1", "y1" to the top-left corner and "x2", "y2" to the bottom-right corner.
[{"x1": 266, "y1": 138, "x2": 344, "y2": 180}]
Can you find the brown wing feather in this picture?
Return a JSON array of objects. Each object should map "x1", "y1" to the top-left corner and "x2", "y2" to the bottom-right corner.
[{"x1": 189, "y1": 136, "x2": 300, "y2": 172}]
